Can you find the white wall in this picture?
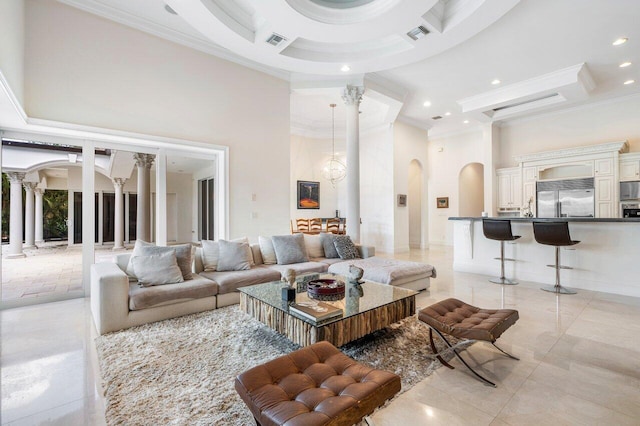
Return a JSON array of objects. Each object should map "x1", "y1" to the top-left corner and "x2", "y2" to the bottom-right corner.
[
  {"x1": 0, "y1": 0, "x2": 25, "y2": 104},
  {"x1": 427, "y1": 129, "x2": 484, "y2": 245},
  {"x1": 394, "y1": 121, "x2": 428, "y2": 252},
  {"x1": 499, "y1": 95, "x2": 640, "y2": 167},
  {"x1": 290, "y1": 134, "x2": 344, "y2": 222},
  {"x1": 408, "y1": 160, "x2": 423, "y2": 248},
  {"x1": 23, "y1": 0, "x2": 291, "y2": 241}
]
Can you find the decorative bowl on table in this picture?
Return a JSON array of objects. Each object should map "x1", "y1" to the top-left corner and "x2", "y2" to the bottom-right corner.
[{"x1": 307, "y1": 278, "x2": 345, "y2": 301}]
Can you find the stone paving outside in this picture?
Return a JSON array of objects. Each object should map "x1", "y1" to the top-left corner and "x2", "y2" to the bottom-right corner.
[{"x1": 1, "y1": 242, "x2": 122, "y2": 301}]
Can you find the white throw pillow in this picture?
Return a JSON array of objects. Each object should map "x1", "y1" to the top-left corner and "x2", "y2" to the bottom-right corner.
[
  {"x1": 202, "y1": 237, "x2": 253, "y2": 271},
  {"x1": 125, "y1": 240, "x2": 155, "y2": 278},
  {"x1": 258, "y1": 236, "x2": 277, "y2": 265},
  {"x1": 217, "y1": 240, "x2": 252, "y2": 271},
  {"x1": 304, "y1": 234, "x2": 325, "y2": 258},
  {"x1": 271, "y1": 234, "x2": 309, "y2": 265},
  {"x1": 132, "y1": 251, "x2": 184, "y2": 287}
]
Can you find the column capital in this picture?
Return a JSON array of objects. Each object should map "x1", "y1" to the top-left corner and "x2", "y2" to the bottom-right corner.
[
  {"x1": 112, "y1": 177, "x2": 127, "y2": 188},
  {"x1": 6, "y1": 172, "x2": 26, "y2": 183},
  {"x1": 342, "y1": 85, "x2": 364, "y2": 106},
  {"x1": 34, "y1": 188, "x2": 45, "y2": 196},
  {"x1": 23, "y1": 182, "x2": 38, "y2": 192},
  {"x1": 133, "y1": 153, "x2": 155, "y2": 169}
]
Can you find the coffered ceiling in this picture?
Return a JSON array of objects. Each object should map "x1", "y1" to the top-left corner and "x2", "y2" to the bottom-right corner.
[{"x1": 58, "y1": 0, "x2": 640, "y2": 136}]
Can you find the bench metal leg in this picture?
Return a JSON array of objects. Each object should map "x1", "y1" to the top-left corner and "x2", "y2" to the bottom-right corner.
[{"x1": 429, "y1": 327, "x2": 519, "y2": 388}]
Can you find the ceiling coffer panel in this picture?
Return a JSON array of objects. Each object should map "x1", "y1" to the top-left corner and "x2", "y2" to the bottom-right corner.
[{"x1": 281, "y1": 35, "x2": 412, "y2": 62}]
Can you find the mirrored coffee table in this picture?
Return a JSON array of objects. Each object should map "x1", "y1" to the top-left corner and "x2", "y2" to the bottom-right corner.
[{"x1": 239, "y1": 274, "x2": 417, "y2": 347}]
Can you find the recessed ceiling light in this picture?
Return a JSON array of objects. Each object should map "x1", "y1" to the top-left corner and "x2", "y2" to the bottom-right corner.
[
  {"x1": 423, "y1": 101, "x2": 432, "y2": 107},
  {"x1": 612, "y1": 37, "x2": 628, "y2": 46},
  {"x1": 624, "y1": 79, "x2": 635, "y2": 85},
  {"x1": 444, "y1": 112, "x2": 451, "y2": 116},
  {"x1": 491, "y1": 79, "x2": 501, "y2": 85},
  {"x1": 619, "y1": 61, "x2": 632, "y2": 68},
  {"x1": 341, "y1": 65, "x2": 351, "y2": 72},
  {"x1": 463, "y1": 120, "x2": 469, "y2": 124}
]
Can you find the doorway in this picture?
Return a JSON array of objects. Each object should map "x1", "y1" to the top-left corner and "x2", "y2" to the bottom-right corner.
[
  {"x1": 408, "y1": 159, "x2": 425, "y2": 249},
  {"x1": 459, "y1": 163, "x2": 484, "y2": 216}
]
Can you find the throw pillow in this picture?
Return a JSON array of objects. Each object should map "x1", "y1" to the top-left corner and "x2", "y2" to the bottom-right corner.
[
  {"x1": 258, "y1": 236, "x2": 277, "y2": 265},
  {"x1": 304, "y1": 233, "x2": 325, "y2": 258},
  {"x1": 132, "y1": 251, "x2": 184, "y2": 287},
  {"x1": 333, "y1": 235, "x2": 360, "y2": 260},
  {"x1": 171, "y1": 243, "x2": 194, "y2": 280},
  {"x1": 216, "y1": 240, "x2": 252, "y2": 271},
  {"x1": 125, "y1": 240, "x2": 154, "y2": 278},
  {"x1": 320, "y1": 233, "x2": 339, "y2": 259},
  {"x1": 202, "y1": 237, "x2": 253, "y2": 272},
  {"x1": 271, "y1": 234, "x2": 309, "y2": 265}
]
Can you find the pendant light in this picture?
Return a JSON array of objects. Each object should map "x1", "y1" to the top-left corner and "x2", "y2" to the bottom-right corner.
[{"x1": 322, "y1": 103, "x2": 346, "y2": 187}]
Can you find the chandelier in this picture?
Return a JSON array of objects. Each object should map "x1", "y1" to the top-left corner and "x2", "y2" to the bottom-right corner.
[{"x1": 322, "y1": 103, "x2": 346, "y2": 187}]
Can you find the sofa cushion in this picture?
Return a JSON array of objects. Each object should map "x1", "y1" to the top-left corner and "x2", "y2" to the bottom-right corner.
[
  {"x1": 132, "y1": 251, "x2": 184, "y2": 287},
  {"x1": 258, "y1": 236, "x2": 277, "y2": 265},
  {"x1": 267, "y1": 262, "x2": 329, "y2": 275},
  {"x1": 217, "y1": 240, "x2": 252, "y2": 271},
  {"x1": 327, "y1": 257, "x2": 436, "y2": 286},
  {"x1": 320, "y1": 233, "x2": 339, "y2": 259},
  {"x1": 128, "y1": 275, "x2": 218, "y2": 311},
  {"x1": 333, "y1": 235, "x2": 360, "y2": 260},
  {"x1": 202, "y1": 237, "x2": 253, "y2": 272},
  {"x1": 126, "y1": 241, "x2": 194, "y2": 280},
  {"x1": 272, "y1": 234, "x2": 309, "y2": 265},
  {"x1": 199, "y1": 266, "x2": 281, "y2": 295},
  {"x1": 304, "y1": 234, "x2": 325, "y2": 258},
  {"x1": 311, "y1": 257, "x2": 346, "y2": 266}
]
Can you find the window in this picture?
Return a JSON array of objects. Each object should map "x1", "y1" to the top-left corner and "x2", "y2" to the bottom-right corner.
[{"x1": 198, "y1": 178, "x2": 214, "y2": 240}]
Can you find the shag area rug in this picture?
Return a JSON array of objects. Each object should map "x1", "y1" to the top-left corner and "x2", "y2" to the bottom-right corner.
[{"x1": 96, "y1": 306, "x2": 464, "y2": 426}]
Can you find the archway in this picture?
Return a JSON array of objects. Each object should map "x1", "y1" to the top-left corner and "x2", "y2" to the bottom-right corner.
[
  {"x1": 408, "y1": 159, "x2": 425, "y2": 249},
  {"x1": 458, "y1": 163, "x2": 484, "y2": 217}
]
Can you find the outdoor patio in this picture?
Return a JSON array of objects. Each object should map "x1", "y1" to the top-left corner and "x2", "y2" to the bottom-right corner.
[{"x1": 1, "y1": 242, "x2": 121, "y2": 301}]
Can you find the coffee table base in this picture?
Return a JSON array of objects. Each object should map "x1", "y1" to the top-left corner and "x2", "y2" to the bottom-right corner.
[{"x1": 240, "y1": 293, "x2": 416, "y2": 347}]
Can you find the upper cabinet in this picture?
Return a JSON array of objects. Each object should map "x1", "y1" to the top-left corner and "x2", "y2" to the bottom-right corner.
[
  {"x1": 497, "y1": 167, "x2": 521, "y2": 210},
  {"x1": 619, "y1": 153, "x2": 640, "y2": 182}
]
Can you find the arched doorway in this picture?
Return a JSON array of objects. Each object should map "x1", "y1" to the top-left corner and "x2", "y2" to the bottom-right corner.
[
  {"x1": 408, "y1": 159, "x2": 425, "y2": 249},
  {"x1": 459, "y1": 163, "x2": 484, "y2": 216}
]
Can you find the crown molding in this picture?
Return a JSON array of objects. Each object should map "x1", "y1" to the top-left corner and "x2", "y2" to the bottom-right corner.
[
  {"x1": 58, "y1": 0, "x2": 290, "y2": 81},
  {"x1": 396, "y1": 115, "x2": 431, "y2": 131},
  {"x1": 0, "y1": 70, "x2": 28, "y2": 124},
  {"x1": 514, "y1": 141, "x2": 628, "y2": 164}
]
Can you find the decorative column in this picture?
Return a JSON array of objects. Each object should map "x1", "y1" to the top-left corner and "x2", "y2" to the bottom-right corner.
[
  {"x1": 133, "y1": 153, "x2": 155, "y2": 242},
  {"x1": 342, "y1": 85, "x2": 364, "y2": 243},
  {"x1": 6, "y1": 172, "x2": 26, "y2": 258},
  {"x1": 112, "y1": 178, "x2": 126, "y2": 250},
  {"x1": 23, "y1": 182, "x2": 37, "y2": 248},
  {"x1": 34, "y1": 188, "x2": 45, "y2": 244}
]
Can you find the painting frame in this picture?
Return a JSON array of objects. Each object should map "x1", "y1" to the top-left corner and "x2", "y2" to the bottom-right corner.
[
  {"x1": 397, "y1": 194, "x2": 407, "y2": 207},
  {"x1": 436, "y1": 197, "x2": 449, "y2": 209},
  {"x1": 297, "y1": 180, "x2": 320, "y2": 209}
]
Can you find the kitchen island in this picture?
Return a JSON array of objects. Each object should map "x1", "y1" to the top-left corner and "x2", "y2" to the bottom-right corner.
[{"x1": 450, "y1": 217, "x2": 640, "y2": 297}]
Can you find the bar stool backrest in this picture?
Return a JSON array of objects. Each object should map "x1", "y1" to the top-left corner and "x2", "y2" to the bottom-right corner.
[
  {"x1": 483, "y1": 219, "x2": 518, "y2": 241},
  {"x1": 532, "y1": 221, "x2": 578, "y2": 246}
]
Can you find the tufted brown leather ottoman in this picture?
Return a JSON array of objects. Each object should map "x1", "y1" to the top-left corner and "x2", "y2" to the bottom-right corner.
[
  {"x1": 235, "y1": 341, "x2": 401, "y2": 426},
  {"x1": 418, "y1": 298, "x2": 519, "y2": 387}
]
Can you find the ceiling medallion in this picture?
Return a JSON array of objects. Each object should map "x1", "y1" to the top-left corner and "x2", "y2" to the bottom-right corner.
[{"x1": 322, "y1": 104, "x2": 346, "y2": 187}]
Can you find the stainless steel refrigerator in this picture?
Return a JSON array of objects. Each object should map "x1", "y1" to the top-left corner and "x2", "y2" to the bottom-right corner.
[{"x1": 536, "y1": 178, "x2": 595, "y2": 218}]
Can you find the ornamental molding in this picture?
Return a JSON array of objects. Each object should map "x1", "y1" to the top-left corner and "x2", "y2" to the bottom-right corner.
[
  {"x1": 113, "y1": 178, "x2": 127, "y2": 187},
  {"x1": 22, "y1": 182, "x2": 38, "y2": 191},
  {"x1": 515, "y1": 141, "x2": 628, "y2": 164},
  {"x1": 6, "y1": 172, "x2": 26, "y2": 183},
  {"x1": 133, "y1": 153, "x2": 156, "y2": 169},
  {"x1": 342, "y1": 85, "x2": 364, "y2": 106}
]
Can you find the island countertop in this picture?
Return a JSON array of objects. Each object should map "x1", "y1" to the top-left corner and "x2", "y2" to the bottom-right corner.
[{"x1": 449, "y1": 217, "x2": 640, "y2": 223}]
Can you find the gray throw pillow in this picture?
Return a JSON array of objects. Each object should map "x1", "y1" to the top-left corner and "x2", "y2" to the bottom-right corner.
[
  {"x1": 132, "y1": 251, "x2": 184, "y2": 287},
  {"x1": 125, "y1": 241, "x2": 193, "y2": 280},
  {"x1": 271, "y1": 234, "x2": 309, "y2": 265},
  {"x1": 333, "y1": 235, "x2": 360, "y2": 260},
  {"x1": 171, "y1": 243, "x2": 194, "y2": 280},
  {"x1": 125, "y1": 240, "x2": 154, "y2": 278},
  {"x1": 216, "y1": 240, "x2": 252, "y2": 271},
  {"x1": 320, "y1": 233, "x2": 339, "y2": 259}
]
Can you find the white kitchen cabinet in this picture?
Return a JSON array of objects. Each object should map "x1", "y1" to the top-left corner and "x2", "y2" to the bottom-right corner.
[
  {"x1": 594, "y1": 158, "x2": 613, "y2": 176},
  {"x1": 619, "y1": 159, "x2": 639, "y2": 181},
  {"x1": 496, "y1": 168, "x2": 522, "y2": 210},
  {"x1": 595, "y1": 175, "x2": 615, "y2": 218}
]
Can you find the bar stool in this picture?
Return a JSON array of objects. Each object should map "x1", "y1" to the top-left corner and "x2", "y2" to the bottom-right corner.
[
  {"x1": 482, "y1": 219, "x2": 521, "y2": 285},
  {"x1": 532, "y1": 221, "x2": 579, "y2": 295}
]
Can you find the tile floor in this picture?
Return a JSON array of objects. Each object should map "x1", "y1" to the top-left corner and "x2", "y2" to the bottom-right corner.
[{"x1": 1, "y1": 245, "x2": 639, "y2": 425}]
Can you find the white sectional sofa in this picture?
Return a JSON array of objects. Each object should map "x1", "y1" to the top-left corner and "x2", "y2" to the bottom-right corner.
[{"x1": 90, "y1": 236, "x2": 435, "y2": 335}]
